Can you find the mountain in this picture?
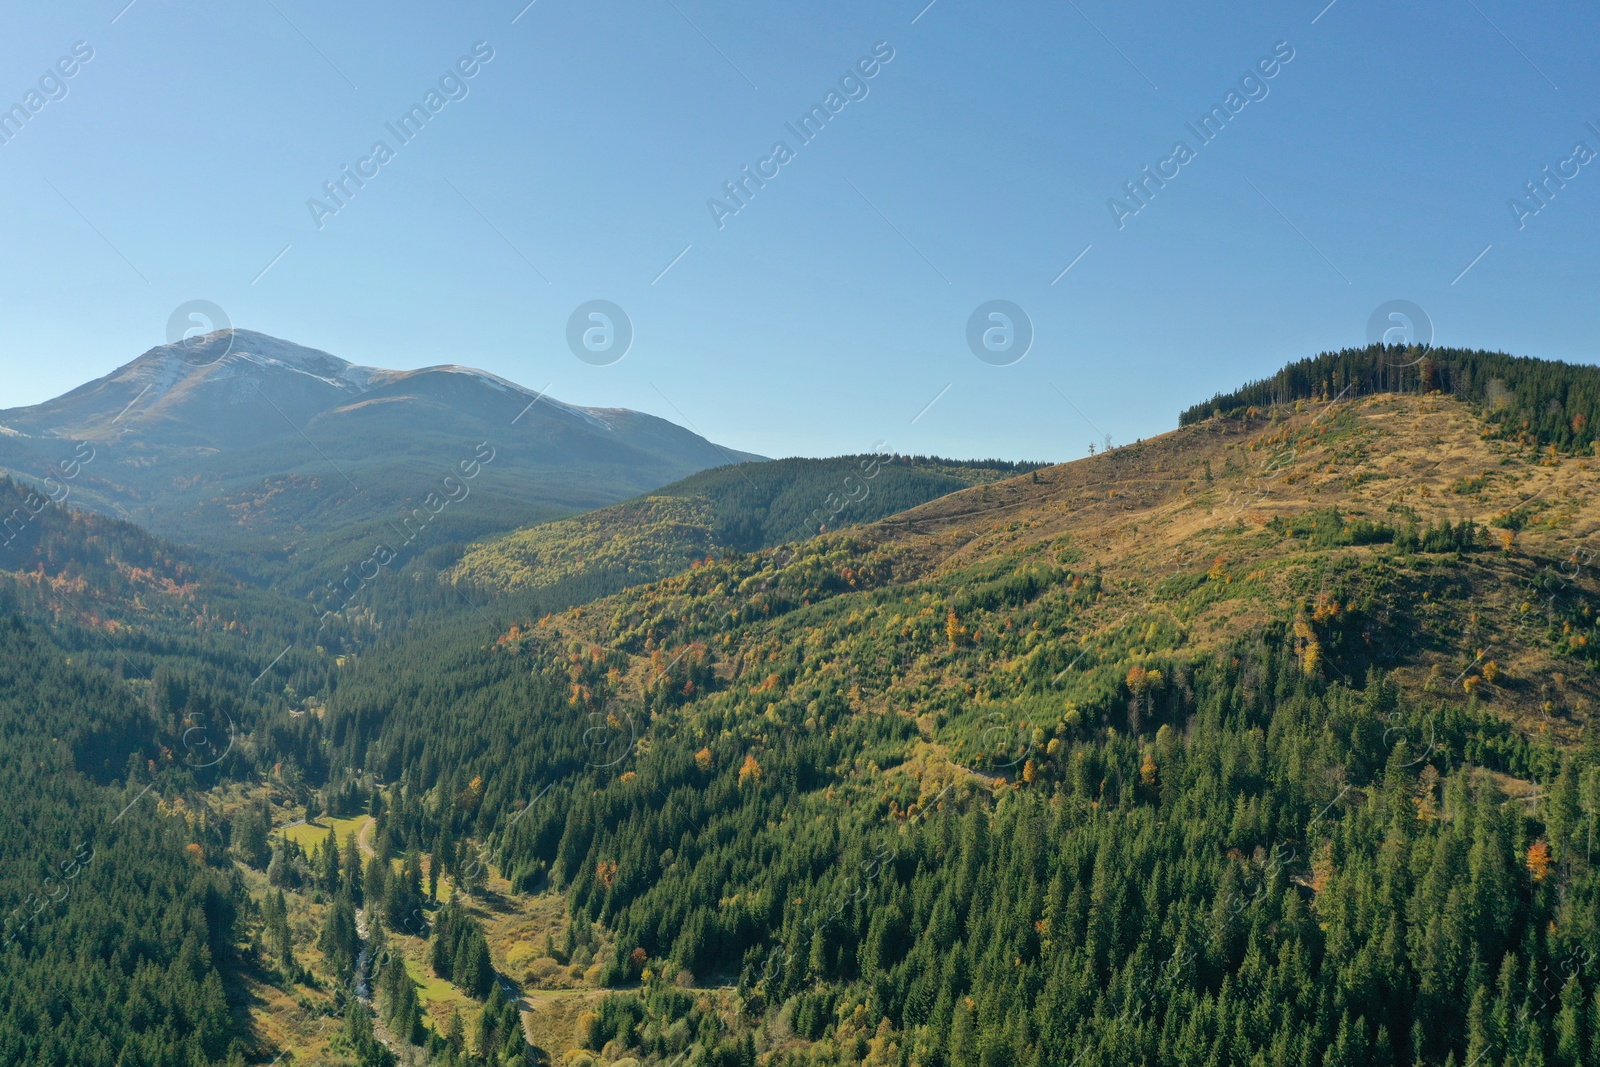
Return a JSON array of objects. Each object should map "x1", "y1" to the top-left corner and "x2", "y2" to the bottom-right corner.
[
  {"x1": 0, "y1": 330, "x2": 762, "y2": 589},
  {"x1": 446, "y1": 453, "x2": 1045, "y2": 599},
  {"x1": 314, "y1": 356, "x2": 1600, "y2": 1064}
]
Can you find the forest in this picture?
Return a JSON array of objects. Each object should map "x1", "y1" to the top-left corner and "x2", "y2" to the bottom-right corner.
[
  {"x1": 3, "y1": 374, "x2": 1600, "y2": 1066},
  {"x1": 447, "y1": 454, "x2": 1045, "y2": 597},
  {"x1": 319, "y1": 468, "x2": 1600, "y2": 1065},
  {"x1": 1181, "y1": 344, "x2": 1600, "y2": 455}
]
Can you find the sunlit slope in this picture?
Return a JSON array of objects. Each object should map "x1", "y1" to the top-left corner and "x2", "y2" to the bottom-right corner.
[
  {"x1": 447, "y1": 454, "x2": 1042, "y2": 597},
  {"x1": 318, "y1": 387, "x2": 1600, "y2": 1067},
  {"x1": 536, "y1": 392, "x2": 1600, "y2": 735}
]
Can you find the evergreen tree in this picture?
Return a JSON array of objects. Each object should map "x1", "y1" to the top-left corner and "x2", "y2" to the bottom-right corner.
[
  {"x1": 318, "y1": 831, "x2": 341, "y2": 895},
  {"x1": 319, "y1": 896, "x2": 360, "y2": 987},
  {"x1": 379, "y1": 952, "x2": 422, "y2": 1046}
]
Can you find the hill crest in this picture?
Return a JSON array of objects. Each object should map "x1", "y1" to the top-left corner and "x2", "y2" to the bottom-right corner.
[{"x1": 527, "y1": 390, "x2": 1600, "y2": 733}]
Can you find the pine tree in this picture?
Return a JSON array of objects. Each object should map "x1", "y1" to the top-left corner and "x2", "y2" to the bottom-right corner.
[
  {"x1": 477, "y1": 985, "x2": 506, "y2": 1058},
  {"x1": 463, "y1": 933, "x2": 495, "y2": 999},
  {"x1": 388, "y1": 847, "x2": 424, "y2": 931},
  {"x1": 343, "y1": 831, "x2": 364, "y2": 906},
  {"x1": 265, "y1": 889, "x2": 295, "y2": 973},
  {"x1": 379, "y1": 952, "x2": 422, "y2": 1046},
  {"x1": 234, "y1": 804, "x2": 271, "y2": 869},
  {"x1": 445, "y1": 1006, "x2": 466, "y2": 1055},
  {"x1": 266, "y1": 843, "x2": 288, "y2": 887},
  {"x1": 319, "y1": 896, "x2": 360, "y2": 987},
  {"x1": 1555, "y1": 975, "x2": 1583, "y2": 1067},
  {"x1": 335, "y1": 1000, "x2": 393, "y2": 1067},
  {"x1": 319, "y1": 832, "x2": 341, "y2": 895},
  {"x1": 365, "y1": 853, "x2": 389, "y2": 916}
]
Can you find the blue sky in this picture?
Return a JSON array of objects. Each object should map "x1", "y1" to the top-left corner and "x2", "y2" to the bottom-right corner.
[{"x1": 1, "y1": 0, "x2": 1596, "y2": 462}]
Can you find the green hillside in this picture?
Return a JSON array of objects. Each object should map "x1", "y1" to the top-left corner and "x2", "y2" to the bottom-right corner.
[
  {"x1": 0, "y1": 477, "x2": 338, "y2": 1067},
  {"x1": 448, "y1": 454, "x2": 1043, "y2": 597},
  {"x1": 316, "y1": 390, "x2": 1600, "y2": 1066}
]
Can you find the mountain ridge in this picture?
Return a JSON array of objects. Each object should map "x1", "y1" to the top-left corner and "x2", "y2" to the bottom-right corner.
[
  {"x1": 0, "y1": 330, "x2": 686, "y2": 447},
  {"x1": 0, "y1": 330, "x2": 764, "y2": 589},
  {"x1": 446, "y1": 453, "x2": 1047, "y2": 599}
]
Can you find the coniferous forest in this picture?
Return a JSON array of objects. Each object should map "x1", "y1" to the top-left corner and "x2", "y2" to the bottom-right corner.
[
  {"x1": 5, "y1": 353, "x2": 1600, "y2": 1066},
  {"x1": 1181, "y1": 344, "x2": 1600, "y2": 455}
]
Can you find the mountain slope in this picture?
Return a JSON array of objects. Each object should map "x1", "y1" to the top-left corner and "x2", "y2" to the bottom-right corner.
[
  {"x1": 0, "y1": 474, "x2": 331, "y2": 754},
  {"x1": 312, "y1": 382, "x2": 1600, "y2": 1065},
  {"x1": 447, "y1": 454, "x2": 1044, "y2": 598},
  {"x1": 25, "y1": 345, "x2": 1600, "y2": 1067},
  {"x1": 0, "y1": 330, "x2": 762, "y2": 589},
  {"x1": 0, "y1": 475, "x2": 351, "y2": 1067},
  {"x1": 553, "y1": 389, "x2": 1599, "y2": 726}
]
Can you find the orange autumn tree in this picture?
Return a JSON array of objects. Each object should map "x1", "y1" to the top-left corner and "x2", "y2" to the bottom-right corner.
[
  {"x1": 1309, "y1": 842, "x2": 1335, "y2": 900},
  {"x1": 1526, "y1": 839, "x2": 1552, "y2": 882}
]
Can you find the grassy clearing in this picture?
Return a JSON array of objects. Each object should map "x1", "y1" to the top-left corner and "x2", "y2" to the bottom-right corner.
[
  {"x1": 404, "y1": 950, "x2": 477, "y2": 1036},
  {"x1": 282, "y1": 814, "x2": 369, "y2": 851}
]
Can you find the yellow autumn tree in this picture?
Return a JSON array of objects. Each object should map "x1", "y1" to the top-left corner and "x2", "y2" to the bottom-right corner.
[
  {"x1": 738, "y1": 753, "x2": 763, "y2": 786},
  {"x1": 863, "y1": 1017, "x2": 902, "y2": 1067},
  {"x1": 945, "y1": 610, "x2": 967, "y2": 649},
  {"x1": 1311, "y1": 594, "x2": 1340, "y2": 624},
  {"x1": 1293, "y1": 618, "x2": 1322, "y2": 677},
  {"x1": 1415, "y1": 764, "x2": 1440, "y2": 822},
  {"x1": 576, "y1": 1011, "x2": 603, "y2": 1051},
  {"x1": 694, "y1": 747, "x2": 713, "y2": 771}
]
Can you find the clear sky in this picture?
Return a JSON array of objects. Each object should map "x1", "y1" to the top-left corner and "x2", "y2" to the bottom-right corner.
[{"x1": 1, "y1": 0, "x2": 1596, "y2": 462}]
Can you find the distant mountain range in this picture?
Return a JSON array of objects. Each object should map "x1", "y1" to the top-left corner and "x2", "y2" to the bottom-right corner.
[{"x1": 0, "y1": 330, "x2": 761, "y2": 589}]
